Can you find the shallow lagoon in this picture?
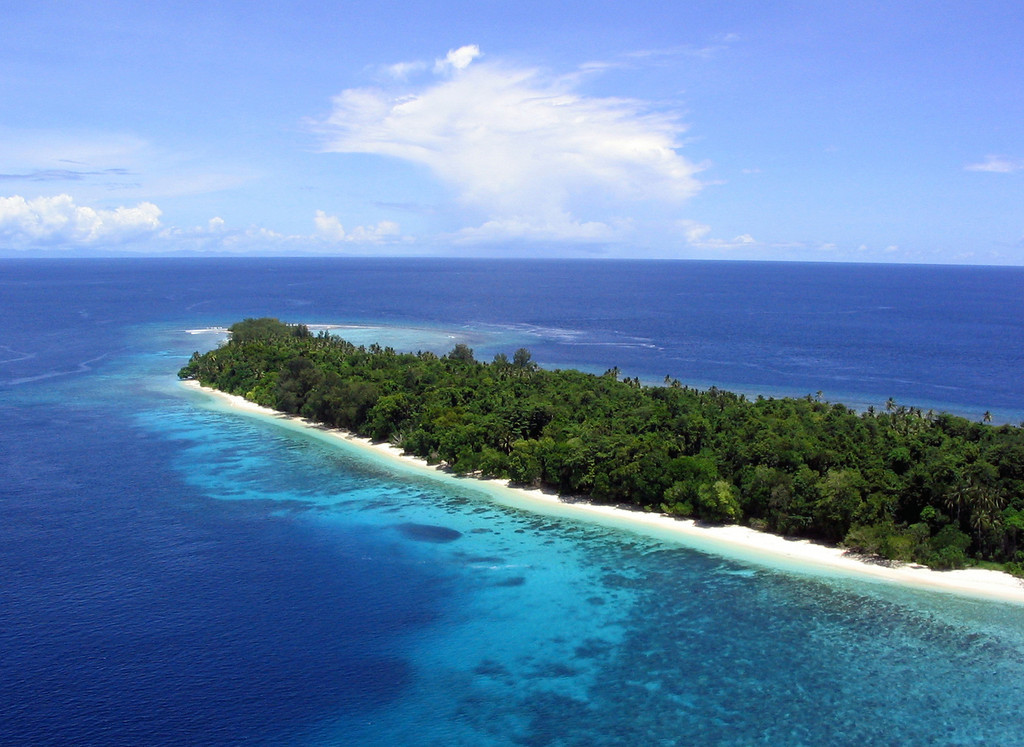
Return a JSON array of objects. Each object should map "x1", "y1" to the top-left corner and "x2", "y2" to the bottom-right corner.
[{"x1": 166, "y1": 379, "x2": 1024, "y2": 745}]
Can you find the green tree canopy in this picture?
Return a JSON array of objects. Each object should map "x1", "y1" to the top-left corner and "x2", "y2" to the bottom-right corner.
[{"x1": 180, "y1": 318, "x2": 1024, "y2": 573}]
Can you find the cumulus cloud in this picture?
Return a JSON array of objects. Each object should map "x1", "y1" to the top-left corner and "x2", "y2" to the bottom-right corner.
[
  {"x1": 453, "y1": 213, "x2": 620, "y2": 243},
  {"x1": 313, "y1": 210, "x2": 401, "y2": 243},
  {"x1": 155, "y1": 211, "x2": 404, "y2": 254},
  {"x1": 162, "y1": 211, "x2": 405, "y2": 253},
  {"x1": 434, "y1": 44, "x2": 482, "y2": 73},
  {"x1": 0, "y1": 192, "x2": 404, "y2": 254},
  {"x1": 0, "y1": 194, "x2": 161, "y2": 247},
  {"x1": 313, "y1": 210, "x2": 347, "y2": 242},
  {"x1": 677, "y1": 220, "x2": 757, "y2": 250},
  {"x1": 316, "y1": 46, "x2": 703, "y2": 242},
  {"x1": 965, "y1": 155, "x2": 1024, "y2": 173}
]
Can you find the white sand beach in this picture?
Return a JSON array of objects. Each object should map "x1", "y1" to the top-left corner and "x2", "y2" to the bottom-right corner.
[{"x1": 181, "y1": 379, "x2": 1024, "y2": 605}]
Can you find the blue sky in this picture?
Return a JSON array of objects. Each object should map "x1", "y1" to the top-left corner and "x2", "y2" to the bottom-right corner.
[{"x1": 1, "y1": 0, "x2": 1021, "y2": 263}]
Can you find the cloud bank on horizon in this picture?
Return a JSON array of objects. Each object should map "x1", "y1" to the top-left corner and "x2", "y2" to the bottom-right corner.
[
  {"x1": 0, "y1": 193, "x2": 403, "y2": 252},
  {"x1": 0, "y1": 194, "x2": 162, "y2": 247}
]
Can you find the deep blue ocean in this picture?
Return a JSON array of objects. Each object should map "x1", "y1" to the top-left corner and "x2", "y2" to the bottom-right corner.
[{"x1": 3, "y1": 257, "x2": 1024, "y2": 745}]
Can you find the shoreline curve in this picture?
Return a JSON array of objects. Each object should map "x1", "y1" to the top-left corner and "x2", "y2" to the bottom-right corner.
[{"x1": 180, "y1": 379, "x2": 1024, "y2": 605}]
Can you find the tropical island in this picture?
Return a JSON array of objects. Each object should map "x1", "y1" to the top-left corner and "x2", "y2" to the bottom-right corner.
[{"x1": 179, "y1": 317, "x2": 1024, "y2": 579}]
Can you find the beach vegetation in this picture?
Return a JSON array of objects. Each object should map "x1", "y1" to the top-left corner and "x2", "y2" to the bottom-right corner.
[{"x1": 179, "y1": 319, "x2": 1024, "y2": 572}]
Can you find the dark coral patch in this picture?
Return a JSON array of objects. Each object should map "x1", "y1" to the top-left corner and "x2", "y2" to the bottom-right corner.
[{"x1": 395, "y1": 522, "x2": 463, "y2": 543}]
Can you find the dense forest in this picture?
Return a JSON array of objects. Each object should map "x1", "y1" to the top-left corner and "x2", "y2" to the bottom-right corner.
[{"x1": 180, "y1": 318, "x2": 1024, "y2": 575}]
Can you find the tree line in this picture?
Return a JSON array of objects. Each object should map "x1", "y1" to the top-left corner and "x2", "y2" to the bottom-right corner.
[{"x1": 180, "y1": 318, "x2": 1024, "y2": 574}]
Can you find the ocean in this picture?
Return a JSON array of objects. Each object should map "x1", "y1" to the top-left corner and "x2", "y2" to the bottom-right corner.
[{"x1": 2, "y1": 257, "x2": 1024, "y2": 745}]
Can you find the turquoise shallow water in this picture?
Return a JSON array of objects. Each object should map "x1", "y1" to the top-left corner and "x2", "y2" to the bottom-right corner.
[
  {"x1": 160, "y1": 374, "x2": 1024, "y2": 746},
  {"x1": 4, "y1": 258, "x2": 1024, "y2": 745}
]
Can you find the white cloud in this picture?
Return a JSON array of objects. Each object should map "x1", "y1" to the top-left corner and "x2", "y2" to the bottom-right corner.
[
  {"x1": 314, "y1": 210, "x2": 347, "y2": 242},
  {"x1": 0, "y1": 194, "x2": 161, "y2": 247},
  {"x1": 434, "y1": 44, "x2": 482, "y2": 73},
  {"x1": 678, "y1": 219, "x2": 712, "y2": 244},
  {"x1": 453, "y1": 213, "x2": 619, "y2": 243},
  {"x1": 386, "y1": 61, "x2": 428, "y2": 80},
  {"x1": 965, "y1": 155, "x2": 1024, "y2": 173},
  {"x1": 0, "y1": 192, "x2": 406, "y2": 254},
  {"x1": 317, "y1": 47, "x2": 703, "y2": 242},
  {"x1": 161, "y1": 211, "x2": 405, "y2": 253},
  {"x1": 347, "y1": 220, "x2": 401, "y2": 242},
  {"x1": 313, "y1": 210, "x2": 401, "y2": 243},
  {"x1": 624, "y1": 41, "x2": 735, "y2": 62},
  {"x1": 677, "y1": 220, "x2": 757, "y2": 250}
]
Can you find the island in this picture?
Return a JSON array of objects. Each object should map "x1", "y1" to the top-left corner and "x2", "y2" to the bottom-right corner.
[{"x1": 179, "y1": 317, "x2": 1024, "y2": 586}]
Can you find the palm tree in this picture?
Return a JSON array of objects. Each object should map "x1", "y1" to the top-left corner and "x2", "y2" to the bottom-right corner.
[{"x1": 969, "y1": 485, "x2": 1005, "y2": 557}]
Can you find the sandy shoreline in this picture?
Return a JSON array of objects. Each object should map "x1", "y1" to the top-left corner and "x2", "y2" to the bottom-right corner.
[{"x1": 180, "y1": 379, "x2": 1024, "y2": 605}]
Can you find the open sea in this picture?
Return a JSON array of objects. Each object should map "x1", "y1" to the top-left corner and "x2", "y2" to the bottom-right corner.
[{"x1": 2, "y1": 257, "x2": 1024, "y2": 746}]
